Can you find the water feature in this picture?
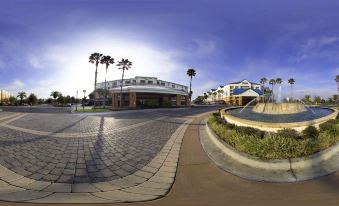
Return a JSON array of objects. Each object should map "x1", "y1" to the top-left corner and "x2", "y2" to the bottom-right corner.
[
  {"x1": 300, "y1": 100, "x2": 316, "y2": 115},
  {"x1": 228, "y1": 107, "x2": 332, "y2": 123},
  {"x1": 239, "y1": 98, "x2": 257, "y2": 113},
  {"x1": 277, "y1": 84, "x2": 282, "y2": 103}
]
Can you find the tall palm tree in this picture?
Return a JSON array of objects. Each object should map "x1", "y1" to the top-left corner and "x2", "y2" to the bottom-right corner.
[
  {"x1": 116, "y1": 59, "x2": 132, "y2": 107},
  {"x1": 100, "y1": 56, "x2": 115, "y2": 108},
  {"x1": 50, "y1": 91, "x2": 60, "y2": 104},
  {"x1": 17, "y1": 91, "x2": 26, "y2": 105},
  {"x1": 336, "y1": 75, "x2": 339, "y2": 105},
  {"x1": 269, "y1": 79, "x2": 276, "y2": 102},
  {"x1": 288, "y1": 78, "x2": 295, "y2": 102},
  {"x1": 186, "y1": 68, "x2": 196, "y2": 100},
  {"x1": 89, "y1": 52, "x2": 103, "y2": 103},
  {"x1": 260, "y1": 77, "x2": 268, "y2": 103},
  {"x1": 275, "y1": 78, "x2": 282, "y2": 85},
  {"x1": 260, "y1": 77, "x2": 267, "y2": 91},
  {"x1": 217, "y1": 89, "x2": 224, "y2": 101}
]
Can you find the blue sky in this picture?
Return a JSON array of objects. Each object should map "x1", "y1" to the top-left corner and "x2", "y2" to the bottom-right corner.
[{"x1": 0, "y1": 0, "x2": 339, "y2": 99}]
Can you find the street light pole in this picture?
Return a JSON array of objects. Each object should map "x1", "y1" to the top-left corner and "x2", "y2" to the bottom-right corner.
[
  {"x1": 83, "y1": 90, "x2": 86, "y2": 112},
  {"x1": 75, "y1": 90, "x2": 78, "y2": 112}
]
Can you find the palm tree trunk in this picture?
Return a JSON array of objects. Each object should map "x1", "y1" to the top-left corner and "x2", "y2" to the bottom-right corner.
[
  {"x1": 271, "y1": 85, "x2": 274, "y2": 103},
  {"x1": 94, "y1": 62, "x2": 98, "y2": 107},
  {"x1": 103, "y1": 65, "x2": 108, "y2": 109},
  {"x1": 119, "y1": 69, "x2": 125, "y2": 107},
  {"x1": 189, "y1": 76, "x2": 192, "y2": 100},
  {"x1": 290, "y1": 84, "x2": 293, "y2": 102},
  {"x1": 337, "y1": 82, "x2": 339, "y2": 106}
]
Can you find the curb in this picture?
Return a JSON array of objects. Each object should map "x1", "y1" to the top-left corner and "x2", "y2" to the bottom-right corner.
[{"x1": 200, "y1": 118, "x2": 339, "y2": 182}]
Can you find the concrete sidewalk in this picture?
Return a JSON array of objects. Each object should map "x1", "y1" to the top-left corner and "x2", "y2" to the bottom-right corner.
[{"x1": 1, "y1": 114, "x2": 338, "y2": 206}]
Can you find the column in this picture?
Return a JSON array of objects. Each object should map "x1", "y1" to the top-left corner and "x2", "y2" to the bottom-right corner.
[
  {"x1": 112, "y1": 93, "x2": 119, "y2": 109},
  {"x1": 129, "y1": 92, "x2": 136, "y2": 108},
  {"x1": 176, "y1": 94, "x2": 181, "y2": 107}
]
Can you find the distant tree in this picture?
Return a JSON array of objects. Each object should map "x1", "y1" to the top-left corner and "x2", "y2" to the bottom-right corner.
[
  {"x1": 17, "y1": 91, "x2": 26, "y2": 105},
  {"x1": 8, "y1": 96, "x2": 16, "y2": 105},
  {"x1": 70, "y1": 96, "x2": 76, "y2": 104},
  {"x1": 27, "y1": 93, "x2": 38, "y2": 105},
  {"x1": 50, "y1": 91, "x2": 60, "y2": 104},
  {"x1": 117, "y1": 58, "x2": 132, "y2": 107},
  {"x1": 65, "y1": 95, "x2": 71, "y2": 104},
  {"x1": 38, "y1": 98, "x2": 44, "y2": 104},
  {"x1": 313, "y1": 96, "x2": 321, "y2": 105},
  {"x1": 217, "y1": 89, "x2": 224, "y2": 101},
  {"x1": 100, "y1": 55, "x2": 115, "y2": 108},
  {"x1": 268, "y1": 79, "x2": 276, "y2": 102},
  {"x1": 203, "y1": 93, "x2": 208, "y2": 102},
  {"x1": 57, "y1": 93, "x2": 64, "y2": 104},
  {"x1": 288, "y1": 78, "x2": 295, "y2": 101},
  {"x1": 302, "y1": 95, "x2": 312, "y2": 103},
  {"x1": 276, "y1": 78, "x2": 283, "y2": 85},
  {"x1": 193, "y1": 96, "x2": 205, "y2": 104},
  {"x1": 186, "y1": 68, "x2": 197, "y2": 101},
  {"x1": 45, "y1": 98, "x2": 53, "y2": 104}
]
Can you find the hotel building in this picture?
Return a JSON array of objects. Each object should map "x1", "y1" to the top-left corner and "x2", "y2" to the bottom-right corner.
[
  {"x1": 205, "y1": 79, "x2": 263, "y2": 106},
  {"x1": 93, "y1": 76, "x2": 190, "y2": 108}
]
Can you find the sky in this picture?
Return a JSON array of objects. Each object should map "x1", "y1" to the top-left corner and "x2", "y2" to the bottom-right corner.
[{"x1": 0, "y1": 0, "x2": 339, "y2": 99}]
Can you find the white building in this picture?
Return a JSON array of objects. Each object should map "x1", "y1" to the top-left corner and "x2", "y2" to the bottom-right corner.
[
  {"x1": 96, "y1": 76, "x2": 188, "y2": 93},
  {"x1": 205, "y1": 79, "x2": 263, "y2": 106}
]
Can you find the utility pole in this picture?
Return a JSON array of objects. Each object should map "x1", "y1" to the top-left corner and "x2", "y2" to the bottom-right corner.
[
  {"x1": 75, "y1": 90, "x2": 78, "y2": 112},
  {"x1": 83, "y1": 90, "x2": 86, "y2": 112}
]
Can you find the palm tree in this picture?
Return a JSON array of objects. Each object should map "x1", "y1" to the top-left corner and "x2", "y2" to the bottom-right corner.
[
  {"x1": 186, "y1": 68, "x2": 196, "y2": 101},
  {"x1": 260, "y1": 77, "x2": 267, "y2": 91},
  {"x1": 336, "y1": 75, "x2": 339, "y2": 105},
  {"x1": 50, "y1": 91, "x2": 60, "y2": 104},
  {"x1": 100, "y1": 56, "x2": 115, "y2": 108},
  {"x1": 269, "y1": 79, "x2": 276, "y2": 102},
  {"x1": 116, "y1": 59, "x2": 132, "y2": 107},
  {"x1": 17, "y1": 91, "x2": 26, "y2": 105},
  {"x1": 288, "y1": 78, "x2": 295, "y2": 102},
  {"x1": 89, "y1": 52, "x2": 103, "y2": 104},
  {"x1": 276, "y1": 78, "x2": 282, "y2": 85}
]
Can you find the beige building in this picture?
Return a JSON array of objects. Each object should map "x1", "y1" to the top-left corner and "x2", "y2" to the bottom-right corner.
[
  {"x1": 0, "y1": 89, "x2": 11, "y2": 103},
  {"x1": 205, "y1": 79, "x2": 263, "y2": 106}
]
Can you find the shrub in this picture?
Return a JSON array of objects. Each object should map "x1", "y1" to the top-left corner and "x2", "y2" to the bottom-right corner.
[
  {"x1": 276, "y1": 128, "x2": 300, "y2": 139},
  {"x1": 319, "y1": 119, "x2": 336, "y2": 131},
  {"x1": 235, "y1": 126, "x2": 265, "y2": 139},
  {"x1": 144, "y1": 100, "x2": 159, "y2": 108},
  {"x1": 302, "y1": 126, "x2": 319, "y2": 139}
]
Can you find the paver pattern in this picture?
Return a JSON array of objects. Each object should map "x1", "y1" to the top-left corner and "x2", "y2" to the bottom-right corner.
[{"x1": 0, "y1": 107, "x2": 217, "y2": 203}]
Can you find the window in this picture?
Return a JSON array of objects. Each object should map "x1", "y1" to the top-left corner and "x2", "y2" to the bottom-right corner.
[
  {"x1": 157, "y1": 81, "x2": 160, "y2": 85},
  {"x1": 125, "y1": 81, "x2": 131, "y2": 84},
  {"x1": 140, "y1": 80, "x2": 145, "y2": 84},
  {"x1": 148, "y1": 81, "x2": 153, "y2": 84},
  {"x1": 132, "y1": 80, "x2": 136, "y2": 84},
  {"x1": 161, "y1": 83, "x2": 165, "y2": 86},
  {"x1": 172, "y1": 85, "x2": 175, "y2": 88}
]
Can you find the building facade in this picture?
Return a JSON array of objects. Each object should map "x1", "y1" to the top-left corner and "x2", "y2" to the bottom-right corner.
[
  {"x1": 0, "y1": 89, "x2": 11, "y2": 104},
  {"x1": 205, "y1": 79, "x2": 263, "y2": 106},
  {"x1": 94, "y1": 76, "x2": 190, "y2": 108}
]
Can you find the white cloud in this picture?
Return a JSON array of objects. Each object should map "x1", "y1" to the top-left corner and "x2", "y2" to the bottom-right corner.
[
  {"x1": 4, "y1": 79, "x2": 25, "y2": 92},
  {"x1": 21, "y1": 33, "x2": 188, "y2": 98}
]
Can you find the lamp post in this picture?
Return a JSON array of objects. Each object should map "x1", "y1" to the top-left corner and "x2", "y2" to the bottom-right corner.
[
  {"x1": 83, "y1": 90, "x2": 86, "y2": 112},
  {"x1": 75, "y1": 90, "x2": 78, "y2": 112}
]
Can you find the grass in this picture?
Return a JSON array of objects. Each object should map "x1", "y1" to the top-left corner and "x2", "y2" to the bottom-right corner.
[
  {"x1": 75, "y1": 108, "x2": 112, "y2": 113},
  {"x1": 207, "y1": 113, "x2": 339, "y2": 159}
]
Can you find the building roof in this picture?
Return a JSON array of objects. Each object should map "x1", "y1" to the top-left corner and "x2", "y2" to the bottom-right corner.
[
  {"x1": 229, "y1": 79, "x2": 261, "y2": 85},
  {"x1": 110, "y1": 85, "x2": 188, "y2": 96},
  {"x1": 233, "y1": 88, "x2": 263, "y2": 96}
]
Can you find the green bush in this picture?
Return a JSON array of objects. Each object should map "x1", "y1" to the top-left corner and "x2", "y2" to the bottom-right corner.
[
  {"x1": 302, "y1": 126, "x2": 319, "y2": 139},
  {"x1": 319, "y1": 119, "x2": 337, "y2": 132},
  {"x1": 276, "y1": 128, "x2": 300, "y2": 139},
  {"x1": 144, "y1": 100, "x2": 160, "y2": 108},
  {"x1": 207, "y1": 113, "x2": 338, "y2": 159}
]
